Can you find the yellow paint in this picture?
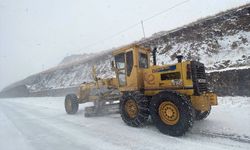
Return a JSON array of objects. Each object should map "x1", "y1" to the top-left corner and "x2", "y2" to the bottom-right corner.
[
  {"x1": 125, "y1": 99, "x2": 138, "y2": 118},
  {"x1": 112, "y1": 44, "x2": 151, "y2": 92},
  {"x1": 78, "y1": 78, "x2": 118, "y2": 103},
  {"x1": 206, "y1": 93, "x2": 218, "y2": 105},
  {"x1": 191, "y1": 93, "x2": 218, "y2": 111},
  {"x1": 191, "y1": 95, "x2": 210, "y2": 111},
  {"x1": 158, "y1": 101, "x2": 180, "y2": 125},
  {"x1": 143, "y1": 61, "x2": 193, "y2": 96},
  {"x1": 77, "y1": 44, "x2": 218, "y2": 112},
  {"x1": 144, "y1": 89, "x2": 194, "y2": 96},
  {"x1": 111, "y1": 44, "x2": 218, "y2": 112}
]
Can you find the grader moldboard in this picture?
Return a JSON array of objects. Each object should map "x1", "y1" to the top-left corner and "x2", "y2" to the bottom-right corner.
[{"x1": 64, "y1": 44, "x2": 218, "y2": 137}]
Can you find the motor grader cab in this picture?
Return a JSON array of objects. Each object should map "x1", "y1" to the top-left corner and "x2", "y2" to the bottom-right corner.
[{"x1": 64, "y1": 44, "x2": 218, "y2": 137}]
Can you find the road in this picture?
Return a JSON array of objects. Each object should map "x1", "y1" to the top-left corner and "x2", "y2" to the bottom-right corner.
[{"x1": 0, "y1": 97, "x2": 250, "y2": 150}]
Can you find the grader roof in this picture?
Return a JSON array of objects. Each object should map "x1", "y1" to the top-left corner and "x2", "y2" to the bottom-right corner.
[{"x1": 112, "y1": 44, "x2": 150, "y2": 55}]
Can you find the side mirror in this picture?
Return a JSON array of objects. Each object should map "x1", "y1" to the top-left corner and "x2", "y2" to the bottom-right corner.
[{"x1": 111, "y1": 61, "x2": 115, "y2": 71}]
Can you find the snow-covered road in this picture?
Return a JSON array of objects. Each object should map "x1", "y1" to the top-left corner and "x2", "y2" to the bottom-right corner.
[{"x1": 0, "y1": 97, "x2": 250, "y2": 150}]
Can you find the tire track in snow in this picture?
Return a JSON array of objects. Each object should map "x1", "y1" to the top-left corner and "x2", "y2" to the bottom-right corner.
[{"x1": 191, "y1": 130, "x2": 250, "y2": 144}]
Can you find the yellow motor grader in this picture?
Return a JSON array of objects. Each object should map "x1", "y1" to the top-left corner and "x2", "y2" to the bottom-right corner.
[{"x1": 64, "y1": 44, "x2": 217, "y2": 136}]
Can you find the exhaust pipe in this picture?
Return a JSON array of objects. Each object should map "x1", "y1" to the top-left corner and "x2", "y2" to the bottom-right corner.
[
  {"x1": 176, "y1": 55, "x2": 183, "y2": 63},
  {"x1": 152, "y1": 47, "x2": 157, "y2": 66}
]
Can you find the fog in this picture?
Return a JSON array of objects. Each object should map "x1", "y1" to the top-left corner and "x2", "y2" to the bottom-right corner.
[{"x1": 0, "y1": 0, "x2": 249, "y2": 90}]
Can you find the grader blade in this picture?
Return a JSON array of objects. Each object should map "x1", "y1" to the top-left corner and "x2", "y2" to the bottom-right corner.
[{"x1": 84, "y1": 101, "x2": 119, "y2": 117}]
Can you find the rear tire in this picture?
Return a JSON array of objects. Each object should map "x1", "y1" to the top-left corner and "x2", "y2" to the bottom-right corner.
[
  {"x1": 120, "y1": 91, "x2": 149, "y2": 127},
  {"x1": 150, "y1": 91, "x2": 193, "y2": 136},
  {"x1": 65, "y1": 94, "x2": 79, "y2": 114},
  {"x1": 195, "y1": 107, "x2": 211, "y2": 120}
]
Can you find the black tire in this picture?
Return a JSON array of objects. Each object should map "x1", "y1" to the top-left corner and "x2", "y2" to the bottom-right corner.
[
  {"x1": 65, "y1": 94, "x2": 79, "y2": 114},
  {"x1": 195, "y1": 107, "x2": 211, "y2": 120},
  {"x1": 150, "y1": 91, "x2": 193, "y2": 136},
  {"x1": 120, "y1": 91, "x2": 149, "y2": 127},
  {"x1": 84, "y1": 106, "x2": 95, "y2": 117}
]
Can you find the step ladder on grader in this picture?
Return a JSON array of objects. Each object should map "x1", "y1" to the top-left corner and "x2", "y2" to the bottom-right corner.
[{"x1": 64, "y1": 44, "x2": 218, "y2": 136}]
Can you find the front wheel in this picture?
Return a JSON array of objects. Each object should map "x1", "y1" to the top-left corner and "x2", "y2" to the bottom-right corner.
[
  {"x1": 65, "y1": 94, "x2": 79, "y2": 114},
  {"x1": 150, "y1": 91, "x2": 193, "y2": 136}
]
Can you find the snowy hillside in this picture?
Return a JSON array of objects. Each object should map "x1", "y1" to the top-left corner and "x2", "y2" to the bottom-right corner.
[
  {"x1": 1, "y1": 4, "x2": 250, "y2": 96},
  {"x1": 150, "y1": 31, "x2": 250, "y2": 70},
  {"x1": 58, "y1": 53, "x2": 95, "y2": 66},
  {"x1": 139, "y1": 5, "x2": 250, "y2": 70}
]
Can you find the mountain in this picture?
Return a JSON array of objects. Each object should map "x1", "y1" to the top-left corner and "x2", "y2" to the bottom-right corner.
[
  {"x1": 1, "y1": 4, "x2": 250, "y2": 97},
  {"x1": 58, "y1": 53, "x2": 95, "y2": 66},
  {"x1": 138, "y1": 4, "x2": 250, "y2": 70}
]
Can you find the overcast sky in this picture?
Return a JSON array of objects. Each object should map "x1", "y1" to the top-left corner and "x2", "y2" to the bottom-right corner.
[{"x1": 0, "y1": 0, "x2": 250, "y2": 90}]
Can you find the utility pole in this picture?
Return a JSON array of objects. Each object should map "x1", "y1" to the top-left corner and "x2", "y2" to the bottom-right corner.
[{"x1": 141, "y1": 20, "x2": 146, "y2": 38}]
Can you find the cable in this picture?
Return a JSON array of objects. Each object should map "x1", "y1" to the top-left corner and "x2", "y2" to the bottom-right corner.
[
  {"x1": 76, "y1": 0, "x2": 191, "y2": 53},
  {"x1": 75, "y1": 22, "x2": 141, "y2": 53},
  {"x1": 143, "y1": 0, "x2": 191, "y2": 22}
]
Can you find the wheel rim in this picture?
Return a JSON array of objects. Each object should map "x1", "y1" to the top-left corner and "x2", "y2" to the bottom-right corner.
[
  {"x1": 65, "y1": 99, "x2": 72, "y2": 111},
  {"x1": 125, "y1": 99, "x2": 138, "y2": 118},
  {"x1": 158, "y1": 101, "x2": 180, "y2": 125}
]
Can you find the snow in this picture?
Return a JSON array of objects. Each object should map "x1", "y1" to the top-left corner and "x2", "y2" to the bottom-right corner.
[
  {"x1": 0, "y1": 96, "x2": 250, "y2": 150},
  {"x1": 155, "y1": 31, "x2": 250, "y2": 70},
  {"x1": 206, "y1": 65, "x2": 250, "y2": 73},
  {"x1": 28, "y1": 55, "x2": 115, "y2": 92},
  {"x1": 4, "y1": 6, "x2": 250, "y2": 93}
]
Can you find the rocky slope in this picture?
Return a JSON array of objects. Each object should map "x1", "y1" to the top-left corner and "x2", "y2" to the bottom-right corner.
[
  {"x1": 207, "y1": 68, "x2": 250, "y2": 96},
  {"x1": 1, "y1": 4, "x2": 250, "y2": 97},
  {"x1": 139, "y1": 5, "x2": 250, "y2": 70}
]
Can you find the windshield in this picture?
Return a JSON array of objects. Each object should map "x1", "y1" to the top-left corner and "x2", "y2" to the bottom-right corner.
[
  {"x1": 139, "y1": 52, "x2": 148, "y2": 68},
  {"x1": 114, "y1": 53, "x2": 125, "y2": 69}
]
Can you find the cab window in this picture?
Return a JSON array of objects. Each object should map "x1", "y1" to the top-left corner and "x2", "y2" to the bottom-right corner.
[
  {"x1": 126, "y1": 51, "x2": 133, "y2": 76},
  {"x1": 115, "y1": 53, "x2": 125, "y2": 69},
  {"x1": 139, "y1": 52, "x2": 148, "y2": 68},
  {"x1": 114, "y1": 53, "x2": 126, "y2": 86}
]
